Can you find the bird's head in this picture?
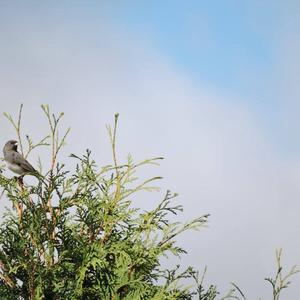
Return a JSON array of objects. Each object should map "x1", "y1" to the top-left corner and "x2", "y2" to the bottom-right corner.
[{"x1": 4, "y1": 140, "x2": 18, "y2": 152}]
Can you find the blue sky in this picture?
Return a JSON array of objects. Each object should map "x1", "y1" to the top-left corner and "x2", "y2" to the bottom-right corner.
[
  {"x1": 104, "y1": 1, "x2": 274, "y2": 92},
  {"x1": 99, "y1": 0, "x2": 299, "y2": 154},
  {"x1": 0, "y1": 1, "x2": 300, "y2": 298},
  {"x1": 102, "y1": 2, "x2": 275, "y2": 95},
  {"x1": 0, "y1": 1, "x2": 292, "y2": 109}
]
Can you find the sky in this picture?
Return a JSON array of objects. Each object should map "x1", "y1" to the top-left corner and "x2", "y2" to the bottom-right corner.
[{"x1": 0, "y1": 1, "x2": 300, "y2": 299}]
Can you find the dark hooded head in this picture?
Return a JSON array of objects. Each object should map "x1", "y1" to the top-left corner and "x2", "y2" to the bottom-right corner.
[{"x1": 3, "y1": 140, "x2": 18, "y2": 154}]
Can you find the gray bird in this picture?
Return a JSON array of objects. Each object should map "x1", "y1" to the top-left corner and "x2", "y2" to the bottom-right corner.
[{"x1": 3, "y1": 140, "x2": 36, "y2": 176}]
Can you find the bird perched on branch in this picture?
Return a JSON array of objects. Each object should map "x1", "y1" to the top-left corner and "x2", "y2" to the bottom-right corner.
[{"x1": 3, "y1": 140, "x2": 36, "y2": 177}]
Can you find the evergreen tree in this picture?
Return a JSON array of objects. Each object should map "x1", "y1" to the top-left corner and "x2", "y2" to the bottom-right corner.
[{"x1": 0, "y1": 105, "x2": 298, "y2": 300}]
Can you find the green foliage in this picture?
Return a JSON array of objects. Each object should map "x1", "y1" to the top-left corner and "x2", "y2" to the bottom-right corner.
[
  {"x1": 0, "y1": 105, "x2": 298, "y2": 300},
  {"x1": 265, "y1": 249, "x2": 299, "y2": 300},
  {"x1": 0, "y1": 106, "x2": 212, "y2": 300}
]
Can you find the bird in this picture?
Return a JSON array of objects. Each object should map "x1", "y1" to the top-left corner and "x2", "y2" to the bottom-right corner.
[{"x1": 3, "y1": 140, "x2": 36, "y2": 176}]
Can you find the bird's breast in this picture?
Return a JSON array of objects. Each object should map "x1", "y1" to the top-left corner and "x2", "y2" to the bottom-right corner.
[{"x1": 6, "y1": 161, "x2": 25, "y2": 175}]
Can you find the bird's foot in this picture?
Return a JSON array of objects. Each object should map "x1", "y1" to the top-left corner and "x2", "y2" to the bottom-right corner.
[{"x1": 17, "y1": 176, "x2": 24, "y2": 187}]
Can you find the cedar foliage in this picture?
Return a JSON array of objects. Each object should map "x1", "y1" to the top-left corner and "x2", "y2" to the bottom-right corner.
[
  {"x1": 0, "y1": 105, "x2": 298, "y2": 300},
  {"x1": 0, "y1": 105, "x2": 211, "y2": 299}
]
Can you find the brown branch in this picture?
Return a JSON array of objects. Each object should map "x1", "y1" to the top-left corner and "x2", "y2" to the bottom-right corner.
[{"x1": 0, "y1": 260, "x2": 15, "y2": 288}]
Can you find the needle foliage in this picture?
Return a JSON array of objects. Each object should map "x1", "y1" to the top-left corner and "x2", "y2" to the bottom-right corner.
[
  {"x1": 0, "y1": 106, "x2": 298, "y2": 300},
  {"x1": 0, "y1": 106, "x2": 212, "y2": 300}
]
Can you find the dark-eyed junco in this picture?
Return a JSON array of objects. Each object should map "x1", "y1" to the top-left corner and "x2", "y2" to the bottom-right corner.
[{"x1": 3, "y1": 140, "x2": 36, "y2": 176}]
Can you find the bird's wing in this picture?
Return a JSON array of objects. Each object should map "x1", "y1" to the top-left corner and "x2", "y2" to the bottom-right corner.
[{"x1": 12, "y1": 152, "x2": 36, "y2": 173}]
